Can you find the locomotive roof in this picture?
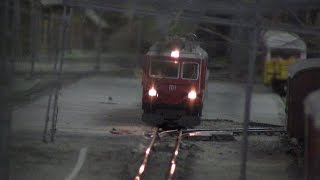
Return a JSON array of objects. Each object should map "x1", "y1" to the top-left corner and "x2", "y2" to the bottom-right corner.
[
  {"x1": 304, "y1": 89, "x2": 320, "y2": 125},
  {"x1": 288, "y1": 58, "x2": 320, "y2": 78},
  {"x1": 263, "y1": 30, "x2": 306, "y2": 51},
  {"x1": 147, "y1": 41, "x2": 208, "y2": 60}
]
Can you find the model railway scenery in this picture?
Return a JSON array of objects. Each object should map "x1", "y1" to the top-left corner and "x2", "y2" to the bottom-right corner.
[{"x1": 0, "y1": 0, "x2": 320, "y2": 180}]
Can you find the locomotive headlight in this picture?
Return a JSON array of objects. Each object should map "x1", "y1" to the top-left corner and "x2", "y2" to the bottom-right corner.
[
  {"x1": 148, "y1": 87, "x2": 157, "y2": 97},
  {"x1": 188, "y1": 90, "x2": 197, "y2": 100},
  {"x1": 171, "y1": 49, "x2": 179, "y2": 58}
]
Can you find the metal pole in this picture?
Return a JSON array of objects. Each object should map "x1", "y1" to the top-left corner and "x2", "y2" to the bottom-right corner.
[
  {"x1": 35, "y1": 1, "x2": 41, "y2": 71},
  {"x1": 239, "y1": 4, "x2": 258, "y2": 180},
  {"x1": 135, "y1": 19, "x2": 142, "y2": 68},
  {"x1": 79, "y1": 13, "x2": 85, "y2": 51},
  {"x1": 1, "y1": 0, "x2": 9, "y2": 74},
  {"x1": 29, "y1": 0, "x2": 36, "y2": 77},
  {"x1": 11, "y1": 0, "x2": 19, "y2": 73},
  {"x1": 44, "y1": 6, "x2": 72, "y2": 142},
  {"x1": 50, "y1": 6, "x2": 72, "y2": 142},
  {"x1": 43, "y1": 91, "x2": 52, "y2": 142},
  {"x1": 43, "y1": 10, "x2": 58, "y2": 142},
  {"x1": 48, "y1": 9, "x2": 55, "y2": 64},
  {"x1": 50, "y1": 88, "x2": 59, "y2": 142},
  {"x1": 94, "y1": 11, "x2": 103, "y2": 72},
  {"x1": 0, "y1": 105, "x2": 11, "y2": 180},
  {"x1": 57, "y1": 7, "x2": 71, "y2": 77},
  {"x1": 0, "y1": 0, "x2": 12, "y2": 179}
]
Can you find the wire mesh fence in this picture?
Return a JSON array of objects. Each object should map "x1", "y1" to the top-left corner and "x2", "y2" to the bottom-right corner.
[{"x1": 1, "y1": 0, "x2": 320, "y2": 180}]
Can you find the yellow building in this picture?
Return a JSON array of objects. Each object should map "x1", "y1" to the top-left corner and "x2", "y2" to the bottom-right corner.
[{"x1": 262, "y1": 30, "x2": 306, "y2": 96}]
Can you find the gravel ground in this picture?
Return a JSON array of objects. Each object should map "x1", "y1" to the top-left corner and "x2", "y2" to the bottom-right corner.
[
  {"x1": 175, "y1": 135, "x2": 303, "y2": 180},
  {"x1": 173, "y1": 120, "x2": 303, "y2": 180},
  {"x1": 9, "y1": 124, "x2": 302, "y2": 180},
  {"x1": 9, "y1": 131, "x2": 148, "y2": 180}
]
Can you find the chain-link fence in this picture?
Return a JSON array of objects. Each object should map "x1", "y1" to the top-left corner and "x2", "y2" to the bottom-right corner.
[{"x1": 1, "y1": 0, "x2": 320, "y2": 180}]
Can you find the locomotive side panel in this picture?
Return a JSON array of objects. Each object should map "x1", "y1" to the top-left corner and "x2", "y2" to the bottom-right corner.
[
  {"x1": 287, "y1": 69, "x2": 320, "y2": 139},
  {"x1": 287, "y1": 59, "x2": 320, "y2": 140},
  {"x1": 304, "y1": 90, "x2": 320, "y2": 179}
]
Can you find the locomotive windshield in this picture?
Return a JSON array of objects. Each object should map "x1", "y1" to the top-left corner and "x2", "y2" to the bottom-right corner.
[
  {"x1": 150, "y1": 60, "x2": 179, "y2": 78},
  {"x1": 182, "y1": 62, "x2": 199, "y2": 80}
]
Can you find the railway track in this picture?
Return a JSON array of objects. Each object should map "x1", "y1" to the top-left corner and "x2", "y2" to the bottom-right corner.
[
  {"x1": 134, "y1": 126, "x2": 286, "y2": 180},
  {"x1": 134, "y1": 128, "x2": 183, "y2": 180}
]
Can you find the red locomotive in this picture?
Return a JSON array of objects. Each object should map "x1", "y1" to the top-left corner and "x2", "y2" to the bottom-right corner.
[
  {"x1": 287, "y1": 58, "x2": 320, "y2": 140},
  {"x1": 304, "y1": 90, "x2": 320, "y2": 180},
  {"x1": 141, "y1": 35, "x2": 209, "y2": 127}
]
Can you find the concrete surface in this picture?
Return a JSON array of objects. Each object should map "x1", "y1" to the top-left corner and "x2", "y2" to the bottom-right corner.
[
  {"x1": 13, "y1": 76, "x2": 284, "y2": 134},
  {"x1": 203, "y1": 81, "x2": 286, "y2": 126}
]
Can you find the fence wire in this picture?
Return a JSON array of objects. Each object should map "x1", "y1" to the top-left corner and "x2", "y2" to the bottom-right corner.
[{"x1": 1, "y1": 0, "x2": 320, "y2": 180}]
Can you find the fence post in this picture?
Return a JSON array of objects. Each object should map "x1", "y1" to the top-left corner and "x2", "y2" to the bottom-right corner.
[
  {"x1": 43, "y1": 6, "x2": 72, "y2": 142},
  {"x1": 11, "y1": 0, "x2": 21, "y2": 73},
  {"x1": 135, "y1": 19, "x2": 142, "y2": 68},
  {"x1": 239, "y1": 3, "x2": 259, "y2": 180},
  {"x1": 0, "y1": 0, "x2": 12, "y2": 179},
  {"x1": 29, "y1": 0, "x2": 36, "y2": 77},
  {"x1": 94, "y1": 11, "x2": 103, "y2": 72}
]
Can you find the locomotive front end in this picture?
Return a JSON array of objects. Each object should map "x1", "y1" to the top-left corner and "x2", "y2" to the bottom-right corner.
[{"x1": 141, "y1": 43, "x2": 208, "y2": 127}]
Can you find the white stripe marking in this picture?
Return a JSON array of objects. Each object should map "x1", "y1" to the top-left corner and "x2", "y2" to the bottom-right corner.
[{"x1": 65, "y1": 147, "x2": 88, "y2": 180}]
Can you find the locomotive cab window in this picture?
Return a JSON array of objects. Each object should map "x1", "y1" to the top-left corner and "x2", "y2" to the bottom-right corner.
[
  {"x1": 150, "y1": 60, "x2": 179, "y2": 78},
  {"x1": 182, "y1": 62, "x2": 199, "y2": 80}
]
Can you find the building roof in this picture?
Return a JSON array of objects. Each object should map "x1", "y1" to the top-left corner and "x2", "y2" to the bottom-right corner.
[{"x1": 263, "y1": 30, "x2": 306, "y2": 51}]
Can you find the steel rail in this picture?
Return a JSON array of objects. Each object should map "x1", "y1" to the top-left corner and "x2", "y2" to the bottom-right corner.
[
  {"x1": 182, "y1": 127, "x2": 286, "y2": 137},
  {"x1": 135, "y1": 128, "x2": 159, "y2": 180},
  {"x1": 135, "y1": 129, "x2": 183, "y2": 180},
  {"x1": 158, "y1": 129, "x2": 179, "y2": 137},
  {"x1": 167, "y1": 130, "x2": 183, "y2": 180},
  {"x1": 182, "y1": 127, "x2": 285, "y2": 133}
]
